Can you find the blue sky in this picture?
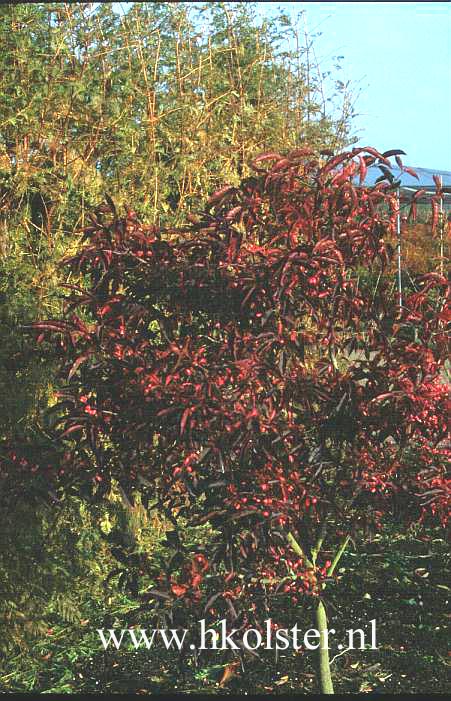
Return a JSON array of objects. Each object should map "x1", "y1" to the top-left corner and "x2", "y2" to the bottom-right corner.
[
  {"x1": 112, "y1": 2, "x2": 450, "y2": 171},
  {"x1": 256, "y1": 1, "x2": 451, "y2": 170}
]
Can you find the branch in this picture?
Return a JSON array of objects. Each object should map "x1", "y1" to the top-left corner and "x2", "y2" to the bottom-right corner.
[{"x1": 327, "y1": 534, "x2": 351, "y2": 577}]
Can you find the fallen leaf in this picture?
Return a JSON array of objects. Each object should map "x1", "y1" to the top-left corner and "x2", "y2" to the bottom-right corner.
[
  {"x1": 219, "y1": 662, "x2": 240, "y2": 687},
  {"x1": 275, "y1": 675, "x2": 289, "y2": 686}
]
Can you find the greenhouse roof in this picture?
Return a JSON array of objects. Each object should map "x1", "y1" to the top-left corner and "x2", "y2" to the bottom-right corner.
[{"x1": 357, "y1": 165, "x2": 451, "y2": 198}]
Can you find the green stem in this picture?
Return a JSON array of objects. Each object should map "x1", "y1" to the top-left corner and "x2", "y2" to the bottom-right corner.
[
  {"x1": 327, "y1": 534, "x2": 350, "y2": 577},
  {"x1": 287, "y1": 531, "x2": 313, "y2": 569},
  {"x1": 315, "y1": 598, "x2": 334, "y2": 694},
  {"x1": 311, "y1": 522, "x2": 327, "y2": 565}
]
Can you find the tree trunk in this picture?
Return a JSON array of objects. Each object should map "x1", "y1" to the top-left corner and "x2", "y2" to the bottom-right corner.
[{"x1": 315, "y1": 598, "x2": 334, "y2": 694}]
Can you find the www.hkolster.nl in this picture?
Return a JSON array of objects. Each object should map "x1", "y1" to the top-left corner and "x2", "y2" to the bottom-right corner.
[{"x1": 98, "y1": 619, "x2": 377, "y2": 652}]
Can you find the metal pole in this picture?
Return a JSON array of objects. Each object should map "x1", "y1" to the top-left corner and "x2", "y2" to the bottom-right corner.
[
  {"x1": 439, "y1": 176, "x2": 444, "y2": 277},
  {"x1": 396, "y1": 187, "x2": 402, "y2": 307}
]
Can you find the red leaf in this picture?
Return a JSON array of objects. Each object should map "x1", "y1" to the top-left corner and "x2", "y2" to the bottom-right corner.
[
  {"x1": 357, "y1": 146, "x2": 390, "y2": 166},
  {"x1": 252, "y1": 152, "x2": 282, "y2": 165},
  {"x1": 358, "y1": 156, "x2": 367, "y2": 185},
  {"x1": 180, "y1": 407, "x2": 190, "y2": 435},
  {"x1": 68, "y1": 354, "x2": 90, "y2": 381},
  {"x1": 60, "y1": 424, "x2": 86, "y2": 438},
  {"x1": 403, "y1": 167, "x2": 419, "y2": 180},
  {"x1": 30, "y1": 321, "x2": 72, "y2": 333},
  {"x1": 207, "y1": 185, "x2": 235, "y2": 206},
  {"x1": 381, "y1": 149, "x2": 406, "y2": 158},
  {"x1": 321, "y1": 152, "x2": 351, "y2": 174},
  {"x1": 171, "y1": 584, "x2": 188, "y2": 597},
  {"x1": 433, "y1": 174, "x2": 442, "y2": 191},
  {"x1": 431, "y1": 200, "x2": 439, "y2": 230},
  {"x1": 408, "y1": 201, "x2": 417, "y2": 222},
  {"x1": 272, "y1": 158, "x2": 292, "y2": 171}
]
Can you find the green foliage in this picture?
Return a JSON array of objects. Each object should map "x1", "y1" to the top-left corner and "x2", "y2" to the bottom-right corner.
[{"x1": 0, "y1": 494, "x2": 101, "y2": 656}]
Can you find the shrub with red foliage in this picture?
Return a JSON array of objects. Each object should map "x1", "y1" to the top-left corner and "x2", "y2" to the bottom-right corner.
[{"x1": 29, "y1": 147, "x2": 450, "y2": 690}]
